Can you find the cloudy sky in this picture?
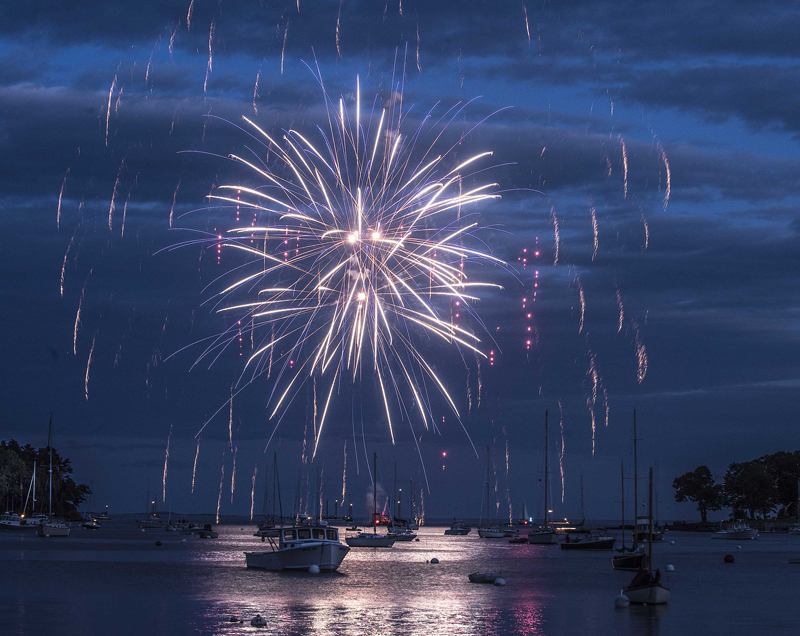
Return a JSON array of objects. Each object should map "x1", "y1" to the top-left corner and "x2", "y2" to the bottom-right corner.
[{"x1": 1, "y1": 0, "x2": 798, "y2": 522}]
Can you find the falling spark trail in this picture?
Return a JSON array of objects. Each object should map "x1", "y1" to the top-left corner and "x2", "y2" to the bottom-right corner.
[
  {"x1": 633, "y1": 319, "x2": 648, "y2": 383},
  {"x1": 253, "y1": 69, "x2": 261, "y2": 115},
  {"x1": 341, "y1": 439, "x2": 347, "y2": 503},
  {"x1": 576, "y1": 277, "x2": 585, "y2": 334},
  {"x1": 56, "y1": 168, "x2": 70, "y2": 230},
  {"x1": 60, "y1": 233, "x2": 75, "y2": 298},
  {"x1": 228, "y1": 382, "x2": 234, "y2": 449},
  {"x1": 659, "y1": 144, "x2": 671, "y2": 211},
  {"x1": 169, "y1": 180, "x2": 181, "y2": 228},
  {"x1": 191, "y1": 438, "x2": 200, "y2": 494},
  {"x1": 204, "y1": 22, "x2": 215, "y2": 92},
  {"x1": 121, "y1": 189, "x2": 132, "y2": 238},
  {"x1": 557, "y1": 400, "x2": 565, "y2": 503},
  {"x1": 169, "y1": 23, "x2": 179, "y2": 57},
  {"x1": 590, "y1": 206, "x2": 598, "y2": 261},
  {"x1": 416, "y1": 24, "x2": 421, "y2": 72},
  {"x1": 108, "y1": 160, "x2": 124, "y2": 232},
  {"x1": 335, "y1": 0, "x2": 343, "y2": 58},
  {"x1": 105, "y1": 72, "x2": 117, "y2": 147},
  {"x1": 216, "y1": 452, "x2": 225, "y2": 524},
  {"x1": 620, "y1": 136, "x2": 628, "y2": 199},
  {"x1": 551, "y1": 208, "x2": 560, "y2": 265},
  {"x1": 84, "y1": 332, "x2": 96, "y2": 401},
  {"x1": 186, "y1": 0, "x2": 195, "y2": 30},
  {"x1": 522, "y1": 2, "x2": 531, "y2": 43},
  {"x1": 615, "y1": 287, "x2": 624, "y2": 333},
  {"x1": 250, "y1": 465, "x2": 258, "y2": 520},
  {"x1": 163, "y1": 423, "x2": 173, "y2": 502},
  {"x1": 641, "y1": 214, "x2": 649, "y2": 250},
  {"x1": 281, "y1": 23, "x2": 289, "y2": 74},
  {"x1": 73, "y1": 271, "x2": 92, "y2": 355},
  {"x1": 230, "y1": 446, "x2": 237, "y2": 504},
  {"x1": 587, "y1": 352, "x2": 599, "y2": 454}
]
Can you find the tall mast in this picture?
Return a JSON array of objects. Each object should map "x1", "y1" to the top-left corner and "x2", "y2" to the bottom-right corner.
[
  {"x1": 274, "y1": 452, "x2": 283, "y2": 522},
  {"x1": 373, "y1": 453, "x2": 378, "y2": 534},
  {"x1": 409, "y1": 478, "x2": 414, "y2": 519},
  {"x1": 648, "y1": 466, "x2": 654, "y2": 576},
  {"x1": 315, "y1": 465, "x2": 321, "y2": 522},
  {"x1": 633, "y1": 409, "x2": 639, "y2": 548},
  {"x1": 620, "y1": 460, "x2": 625, "y2": 548},
  {"x1": 580, "y1": 475, "x2": 585, "y2": 525},
  {"x1": 485, "y1": 447, "x2": 491, "y2": 523},
  {"x1": 544, "y1": 410, "x2": 549, "y2": 527},
  {"x1": 393, "y1": 461, "x2": 397, "y2": 520},
  {"x1": 48, "y1": 413, "x2": 53, "y2": 520}
]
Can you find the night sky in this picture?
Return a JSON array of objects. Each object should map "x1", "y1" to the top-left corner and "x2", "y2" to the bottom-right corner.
[{"x1": 2, "y1": 0, "x2": 798, "y2": 523}]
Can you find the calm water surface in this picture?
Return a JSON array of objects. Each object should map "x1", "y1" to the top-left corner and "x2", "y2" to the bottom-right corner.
[{"x1": 1, "y1": 522, "x2": 798, "y2": 635}]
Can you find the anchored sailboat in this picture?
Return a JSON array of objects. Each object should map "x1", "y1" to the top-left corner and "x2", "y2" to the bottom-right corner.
[
  {"x1": 529, "y1": 411, "x2": 559, "y2": 545},
  {"x1": 38, "y1": 415, "x2": 70, "y2": 538}
]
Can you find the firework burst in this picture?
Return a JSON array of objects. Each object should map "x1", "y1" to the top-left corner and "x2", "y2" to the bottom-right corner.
[{"x1": 177, "y1": 74, "x2": 507, "y2": 458}]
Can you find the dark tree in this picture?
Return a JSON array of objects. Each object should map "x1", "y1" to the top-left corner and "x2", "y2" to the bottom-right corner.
[
  {"x1": 724, "y1": 460, "x2": 776, "y2": 519},
  {"x1": 673, "y1": 466, "x2": 724, "y2": 523},
  {"x1": 761, "y1": 451, "x2": 800, "y2": 517}
]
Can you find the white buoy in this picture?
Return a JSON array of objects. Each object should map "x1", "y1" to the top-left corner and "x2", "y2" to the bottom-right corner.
[
  {"x1": 430, "y1": 558, "x2": 439, "y2": 564},
  {"x1": 309, "y1": 564, "x2": 320, "y2": 574},
  {"x1": 182, "y1": 539, "x2": 187, "y2": 543},
  {"x1": 670, "y1": 540, "x2": 676, "y2": 545},
  {"x1": 615, "y1": 594, "x2": 630, "y2": 608},
  {"x1": 665, "y1": 564, "x2": 675, "y2": 572},
  {"x1": 737, "y1": 545, "x2": 742, "y2": 549},
  {"x1": 251, "y1": 614, "x2": 267, "y2": 628},
  {"x1": 140, "y1": 528, "x2": 146, "y2": 533},
  {"x1": 493, "y1": 577, "x2": 506, "y2": 586}
]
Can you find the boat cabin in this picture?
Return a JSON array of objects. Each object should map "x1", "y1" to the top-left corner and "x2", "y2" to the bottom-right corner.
[{"x1": 279, "y1": 525, "x2": 341, "y2": 549}]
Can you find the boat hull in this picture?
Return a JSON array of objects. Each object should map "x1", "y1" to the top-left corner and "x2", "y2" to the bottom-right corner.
[
  {"x1": 528, "y1": 531, "x2": 559, "y2": 545},
  {"x1": 624, "y1": 583, "x2": 670, "y2": 604},
  {"x1": 345, "y1": 534, "x2": 396, "y2": 547},
  {"x1": 560, "y1": 537, "x2": 616, "y2": 550},
  {"x1": 478, "y1": 528, "x2": 505, "y2": 538},
  {"x1": 712, "y1": 529, "x2": 758, "y2": 540},
  {"x1": 390, "y1": 532, "x2": 417, "y2": 541},
  {"x1": 37, "y1": 524, "x2": 70, "y2": 537},
  {"x1": 612, "y1": 552, "x2": 647, "y2": 570},
  {"x1": 444, "y1": 528, "x2": 470, "y2": 535},
  {"x1": 245, "y1": 542, "x2": 350, "y2": 571}
]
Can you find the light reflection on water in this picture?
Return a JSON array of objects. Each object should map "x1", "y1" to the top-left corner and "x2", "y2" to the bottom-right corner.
[{"x1": 1, "y1": 524, "x2": 798, "y2": 635}]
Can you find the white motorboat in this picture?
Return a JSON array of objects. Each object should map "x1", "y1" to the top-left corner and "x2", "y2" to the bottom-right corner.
[
  {"x1": 246, "y1": 523, "x2": 350, "y2": 571},
  {"x1": 0, "y1": 513, "x2": 41, "y2": 532},
  {"x1": 711, "y1": 522, "x2": 758, "y2": 540},
  {"x1": 82, "y1": 516, "x2": 101, "y2": 530},
  {"x1": 38, "y1": 519, "x2": 70, "y2": 537},
  {"x1": 789, "y1": 524, "x2": 800, "y2": 536},
  {"x1": 389, "y1": 529, "x2": 417, "y2": 541},
  {"x1": 478, "y1": 526, "x2": 505, "y2": 538},
  {"x1": 444, "y1": 520, "x2": 471, "y2": 535}
]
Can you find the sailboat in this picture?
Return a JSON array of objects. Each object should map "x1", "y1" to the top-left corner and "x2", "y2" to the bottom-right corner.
[
  {"x1": 623, "y1": 467, "x2": 670, "y2": 604},
  {"x1": 478, "y1": 448, "x2": 505, "y2": 538},
  {"x1": 631, "y1": 411, "x2": 664, "y2": 543},
  {"x1": 136, "y1": 471, "x2": 164, "y2": 529},
  {"x1": 346, "y1": 454, "x2": 396, "y2": 547},
  {"x1": 612, "y1": 460, "x2": 645, "y2": 570},
  {"x1": 1, "y1": 460, "x2": 42, "y2": 532},
  {"x1": 529, "y1": 411, "x2": 560, "y2": 545},
  {"x1": 38, "y1": 415, "x2": 70, "y2": 537},
  {"x1": 560, "y1": 476, "x2": 615, "y2": 550},
  {"x1": 255, "y1": 453, "x2": 284, "y2": 538}
]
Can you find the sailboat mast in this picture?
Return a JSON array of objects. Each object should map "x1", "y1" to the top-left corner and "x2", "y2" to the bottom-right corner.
[
  {"x1": 48, "y1": 413, "x2": 53, "y2": 520},
  {"x1": 648, "y1": 466, "x2": 654, "y2": 576},
  {"x1": 393, "y1": 462, "x2": 397, "y2": 520},
  {"x1": 544, "y1": 410, "x2": 549, "y2": 527},
  {"x1": 274, "y1": 452, "x2": 282, "y2": 522},
  {"x1": 373, "y1": 453, "x2": 377, "y2": 534},
  {"x1": 621, "y1": 460, "x2": 625, "y2": 548},
  {"x1": 580, "y1": 475, "x2": 585, "y2": 525},
  {"x1": 633, "y1": 409, "x2": 639, "y2": 548},
  {"x1": 485, "y1": 447, "x2": 491, "y2": 523},
  {"x1": 409, "y1": 478, "x2": 414, "y2": 520}
]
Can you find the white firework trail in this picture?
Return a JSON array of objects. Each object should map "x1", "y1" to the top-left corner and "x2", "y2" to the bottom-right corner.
[
  {"x1": 162, "y1": 422, "x2": 173, "y2": 502},
  {"x1": 551, "y1": 207, "x2": 559, "y2": 265},
  {"x1": 253, "y1": 69, "x2": 261, "y2": 115},
  {"x1": 230, "y1": 445, "x2": 237, "y2": 504},
  {"x1": 216, "y1": 451, "x2": 225, "y2": 524},
  {"x1": 204, "y1": 22, "x2": 215, "y2": 92},
  {"x1": 522, "y1": 2, "x2": 531, "y2": 43},
  {"x1": 341, "y1": 438, "x2": 347, "y2": 502},
  {"x1": 191, "y1": 438, "x2": 200, "y2": 494},
  {"x1": 281, "y1": 22, "x2": 289, "y2": 74},
  {"x1": 108, "y1": 159, "x2": 124, "y2": 232},
  {"x1": 73, "y1": 270, "x2": 92, "y2": 355},
  {"x1": 557, "y1": 399, "x2": 564, "y2": 503},
  {"x1": 105, "y1": 72, "x2": 117, "y2": 147},
  {"x1": 56, "y1": 168, "x2": 70, "y2": 230},
  {"x1": 619, "y1": 135, "x2": 628, "y2": 199},
  {"x1": 633, "y1": 318, "x2": 648, "y2": 383},
  {"x1": 416, "y1": 24, "x2": 421, "y2": 72},
  {"x1": 228, "y1": 382, "x2": 234, "y2": 449},
  {"x1": 659, "y1": 143, "x2": 671, "y2": 211},
  {"x1": 615, "y1": 287, "x2": 624, "y2": 333},
  {"x1": 587, "y1": 351, "x2": 598, "y2": 454},
  {"x1": 169, "y1": 180, "x2": 181, "y2": 229},
  {"x1": 590, "y1": 206, "x2": 598, "y2": 261},
  {"x1": 186, "y1": 0, "x2": 195, "y2": 30},
  {"x1": 145, "y1": 40, "x2": 159, "y2": 89},
  {"x1": 576, "y1": 277, "x2": 585, "y2": 334},
  {"x1": 121, "y1": 188, "x2": 132, "y2": 238},
  {"x1": 641, "y1": 214, "x2": 649, "y2": 250},
  {"x1": 335, "y1": 0, "x2": 343, "y2": 58},
  {"x1": 60, "y1": 232, "x2": 75, "y2": 298},
  {"x1": 169, "y1": 22, "x2": 179, "y2": 58},
  {"x1": 250, "y1": 464, "x2": 258, "y2": 520},
  {"x1": 84, "y1": 331, "x2": 96, "y2": 401},
  {"x1": 179, "y1": 75, "x2": 507, "y2": 457}
]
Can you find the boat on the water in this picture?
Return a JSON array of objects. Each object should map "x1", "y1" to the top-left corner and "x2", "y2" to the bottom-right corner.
[
  {"x1": 198, "y1": 524, "x2": 219, "y2": 539},
  {"x1": 136, "y1": 474, "x2": 164, "y2": 529},
  {"x1": 711, "y1": 522, "x2": 758, "y2": 540},
  {"x1": 1, "y1": 512, "x2": 41, "y2": 532},
  {"x1": 561, "y1": 531, "x2": 615, "y2": 550},
  {"x1": 444, "y1": 519, "x2": 471, "y2": 535},
  {"x1": 528, "y1": 411, "x2": 560, "y2": 546},
  {"x1": 613, "y1": 452, "x2": 646, "y2": 570},
  {"x1": 622, "y1": 467, "x2": 670, "y2": 605},
  {"x1": 245, "y1": 522, "x2": 350, "y2": 571},
  {"x1": 478, "y1": 448, "x2": 505, "y2": 539},
  {"x1": 389, "y1": 529, "x2": 417, "y2": 541},
  {"x1": 478, "y1": 526, "x2": 505, "y2": 538},
  {"x1": 469, "y1": 572, "x2": 502, "y2": 584},
  {"x1": 37, "y1": 416, "x2": 71, "y2": 538},
  {"x1": 345, "y1": 453, "x2": 396, "y2": 548}
]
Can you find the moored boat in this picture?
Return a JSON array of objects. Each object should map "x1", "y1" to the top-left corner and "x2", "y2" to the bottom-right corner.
[
  {"x1": 245, "y1": 522, "x2": 350, "y2": 571},
  {"x1": 444, "y1": 520, "x2": 471, "y2": 535},
  {"x1": 711, "y1": 522, "x2": 758, "y2": 540},
  {"x1": 345, "y1": 453, "x2": 396, "y2": 548},
  {"x1": 528, "y1": 411, "x2": 560, "y2": 546}
]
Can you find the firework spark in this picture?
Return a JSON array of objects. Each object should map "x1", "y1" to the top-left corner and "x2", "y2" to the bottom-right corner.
[
  {"x1": 620, "y1": 136, "x2": 628, "y2": 199},
  {"x1": 60, "y1": 232, "x2": 75, "y2": 298},
  {"x1": 590, "y1": 206, "x2": 598, "y2": 261},
  {"x1": 659, "y1": 143, "x2": 671, "y2": 211},
  {"x1": 522, "y1": 2, "x2": 531, "y2": 43},
  {"x1": 105, "y1": 72, "x2": 117, "y2": 147},
  {"x1": 615, "y1": 286, "x2": 624, "y2": 333},
  {"x1": 181, "y1": 76, "x2": 506, "y2": 456},
  {"x1": 341, "y1": 439, "x2": 347, "y2": 502},
  {"x1": 73, "y1": 269, "x2": 92, "y2": 355},
  {"x1": 551, "y1": 208, "x2": 559, "y2": 265},
  {"x1": 216, "y1": 451, "x2": 225, "y2": 524},
  {"x1": 230, "y1": 445, "x2": 237, "y2": 504},
  {"x1": 641, "y1": 213, "x2": 649, "y2": 250},
  {"x1": 186, "y1": 0, "x2": 195, "y2": 30},
  {"x1": 56, "y1": 168, "x2": 70, "y2": 230},
  {"x1": 576, "y1": 277, "x2": 585, "y2": 334},
  {"x1": 250, "y1": 464, "x2": 258, "y2": 520},
  {"x1": 281, "y1": 23, "x2": 289, "y2": 74},
  {"x1": 169, "y1": 180, "x2": 181, "y2": 229},
  {"x1": 335, "y1": 0, "x2": 343, "y2": 58},
  {"x1": 162, "y1": 422, "x2": 173, "y2": 502},
  {"x1": 108, "y1": 159, "x2": 124, "y2": 232},
  {"x1": 204, "y1": 22, "x2": 215, "y2": 92},
  {"x1": 84, "y1": 331, "x2": 96, "y2": 401},
  {"x1": 633, "y1": 318, "x2": 648, "y2": 383},
  {"x1": 557, "y1": 399, "x2": 564, "y2": 503},
  {"x1": 253, "y1": 69, "x2": 261, "y2": 115},
  {"x1": 191, "y1": 438, "x2": 200, "y2": 494}
]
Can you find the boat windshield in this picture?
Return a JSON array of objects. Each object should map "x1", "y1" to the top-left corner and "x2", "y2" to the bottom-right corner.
[
  {"x1": 298, "y1": 528, "x2": 311, "y2": 540},
  {"x1": 283, "y1": 529, "x2": 296, "y2": 540},
  {"x1": 326, "y1": 529, "x2": 338, "y2": 541},
  {"x1": 312, "y1": 529, "x2": 325, "y2": 540}
]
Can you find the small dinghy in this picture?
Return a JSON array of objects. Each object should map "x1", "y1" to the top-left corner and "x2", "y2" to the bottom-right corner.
[
  {"x1": 250, "y1": 614, "x2": 267, "y2": 627},
  {"x1": 508, "y1": 536, "x2": 528, "y2": 544},
  {"x1": 469, "y1": 572, "x2": 502, "y2": 584}
]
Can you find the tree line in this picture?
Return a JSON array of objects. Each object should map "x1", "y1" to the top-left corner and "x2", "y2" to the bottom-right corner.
[
  {"x1": 673, "y1": 451, "x2": 800, "y2": 522},
  {"x1": 0, "y1": 439, "x2": 91, "y2": 518}
]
